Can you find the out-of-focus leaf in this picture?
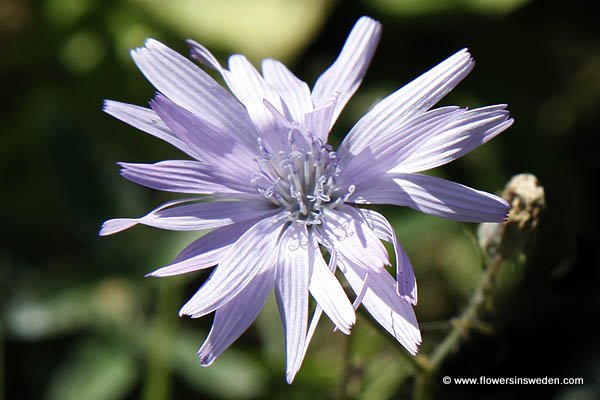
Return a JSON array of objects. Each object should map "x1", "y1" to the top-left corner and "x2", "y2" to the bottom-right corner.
[
  {"x1": 365, "y1": 0, "x2": 530, "y2": 16},
  {"x1": 438, "y1": 233, "x2": 482, "y2": 298},
  {"x1": 360, "y1": 355, "x2": 414, "y2": 400},
  {"x1": 5, "y1": 278, "x2": 139, "y2": 340},
  {"x1": 5, "y1": 288, "x2": 93, "y2": 340},
  {"x1": 60, "y1": 30, "x2": 107, "y2": 74},
  {"x1": 256, "y1": 294, "x2": 345, "y2": 386},
  {"x1": 351, "y1": 314, "x2": 388, "y2": 359},
  {"x1": 105, "y1": 6, "x2": 156, "y2": 65},
  {"x1": 255, "y1": 294, "x2": 284, "y2": 367},
  {"x1": 128, "y1": 0, "x2": 333, "y2": 62},
  {"x1": 45, "y1": 340, "x2": 137, "y2": 400},
  {"x1": 44, "y1": 0, "x2": 96, "y2": 28},
  {"x1": 465, "y1": 0, "x2": 531, "y2": 14},
  {"x1": 171, "y1": 329, "x2": 268, "y2": 399},
  {"x1": 343, "y1": 312, "x2": 415, "y2": 399},
  {"x1": 366, "y1": 0, "x2": 455, "y2": 16}
]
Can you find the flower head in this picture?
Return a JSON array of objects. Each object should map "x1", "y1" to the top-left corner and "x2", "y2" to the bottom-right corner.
[{"x1": 101, "y1": 16, "x2": 512, "y2": 382}]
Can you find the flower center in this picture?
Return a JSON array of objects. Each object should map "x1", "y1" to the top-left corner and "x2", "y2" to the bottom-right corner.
[{"x1": 252, "y1": 132, "x2": 354, "y2": 225}]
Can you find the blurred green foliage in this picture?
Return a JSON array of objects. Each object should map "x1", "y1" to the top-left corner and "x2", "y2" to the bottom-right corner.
[{"x1": 1, "y1": 0, "x2": 599, "y2": 399}]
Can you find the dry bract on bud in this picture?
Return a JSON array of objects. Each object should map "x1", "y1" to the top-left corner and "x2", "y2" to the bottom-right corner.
[
  {"x1": 503, "y1": 174, "x2": 546, "y2": 231},
  {"x1": 478, "y1": 173, "x2": 546, "y2": 260}
]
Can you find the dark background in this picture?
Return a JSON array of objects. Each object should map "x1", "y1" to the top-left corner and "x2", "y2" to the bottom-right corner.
[{"x1": 1, "y1": 0, "x2": 598, "y2": 399}]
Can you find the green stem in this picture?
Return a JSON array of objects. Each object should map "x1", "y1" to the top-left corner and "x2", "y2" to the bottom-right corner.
[
  {"x1": 411, "y1": 174, "x2": 544, "y2": 399},
  {"x1": 429, "y1": 254, "x2": 502, "y2": 370},
  {"x1": 142, "y1": 281, "x2": 178, "y2": 400},
  {"x1": 413, "y1": 372, "x2": 431, "y2": 400},
  {"x1": 337, "y1": 333, "x2": 352, "y2": 400},
  {"x1": 413, "y1": 254, "x2": 504, "y2": 400}
]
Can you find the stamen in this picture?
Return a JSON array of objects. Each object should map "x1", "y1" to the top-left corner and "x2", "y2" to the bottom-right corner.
[{"x1": 251, "y1": 133, "x2": 352, "y2": 225}]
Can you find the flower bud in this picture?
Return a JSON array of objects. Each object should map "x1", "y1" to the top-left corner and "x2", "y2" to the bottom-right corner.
[{"x1": 478, "y1": 174, "x2": 546, "y2": 261}]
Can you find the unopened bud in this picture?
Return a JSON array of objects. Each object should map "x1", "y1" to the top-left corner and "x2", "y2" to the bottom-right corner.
[{"x1": 478, "y1": 174, "x2": 546, "y2": 260}]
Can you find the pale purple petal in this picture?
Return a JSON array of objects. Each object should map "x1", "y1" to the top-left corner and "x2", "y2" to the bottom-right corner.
[
  {"x1": 197, "y1": 267, "x2": 276, "y2": 366},
  {"x1": 342, "y1": 105, "x2": 512, "y2": 186},
  {"x1": 350, "y1": 273, "x2": 370, "y2": 311},
  {"x1": 309, "y1": 232, "x2": 355, "y2": 334},
  {"x1": 341, "y1": 49, "x2": 474, "y2": 156},
  {"x1": 130, "y1": 39, "x2": 257, "y2": 144},
  {"x1": 301, "y1": 305, "x2": 323, "y2": 363},
  {"x1": 99, "y1": 197, "x2": 195, "y2": 236},
  {"x1": 340, "y1": 107, "x2": 462, "y2": 186},
  {"x1": 261, "y1": 99, "x2": 312, "y2": 149},
  {"x1": 274, "y1": 224, "x2": 310, "y2": 383},
  {"x1": 118, "y1": 160, "x2": 243, "y2": 195},
  {"x1": 99, "y1": 218, "x2": 139, "y2": 237},
  {"x1": 262, "y1": 59, "x2": 313, "y2": 125},
  {"x1": 319, "y1": 207, "x2": 389, "y2": 273},
  {"x1": 150, "y1": 94, "x2": 257, "y2": 193},
  {"x1": 103, "y1": 100, "x2": 202, "y2": 160},
  {"x1": 186, "y1": 41, "x2": 293, "y2": 151},
  {"x1": 390, "y1": 105, "x2": 513, "y2": 173},
  {"x1": 304, "y1": 95, "x2": 338, "y2": 142},
  {"x1": 179, "y1": 216, "x2": 283, "y2": 318},
  {"x1": 100, "y1": 199, "x2": 276, "y2": 235},
  {"x1": 359, "y1": 209, "x2": 417, "y2": 305},
  {"x1": 187, "y1": 40, "x2": 280, "y2": 135},
  {"x1": 147, "y1": 218, "x2": 260, "y2": 277},
  {"x1": 297, "y1": 237, "x2": 338, "y2": 362},
  {"x1": 150, "y1": 243, "x2": 229, "y2": 278},
  {"x1": 225, "y1": 55, "x2": 288, "y2": 142},
  {"x1": 351, "y1": 173, "x2": 510, "y2": 223},
  {"x1": 186, "y1": 39, "x2": 224, "y2": 71},
  {"x1": 340, "y1": 258, "x2": 421, "y2": 355},
  {"x1": 312, "y1": 16, "x2": 381, "y2": 127}
]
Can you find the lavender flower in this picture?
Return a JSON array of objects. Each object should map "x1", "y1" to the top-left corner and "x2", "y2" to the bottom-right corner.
[{"x1": 100, "y1": 16, "x2": 512, "y2": 382}]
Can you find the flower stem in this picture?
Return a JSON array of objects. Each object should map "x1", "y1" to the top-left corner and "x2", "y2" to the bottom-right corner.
[
  {"x1": 413, "y1": 371, "x2": 432, "y2": 400},
  {"x1": 430, "y1": 254, "x2": 502, "y2": 370},
  {"x1": 413, "y1": 253, "x2": 504, "y2": 400},
  {"x1": 337, "y1": 333, "x2": 352, "y2": 400},
  {"x1": 412, "y1": 174, "x2": 545, "y2": 400},
  {"x1": 142, "y1": 281, "x2": 179, "y2": 400}
]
